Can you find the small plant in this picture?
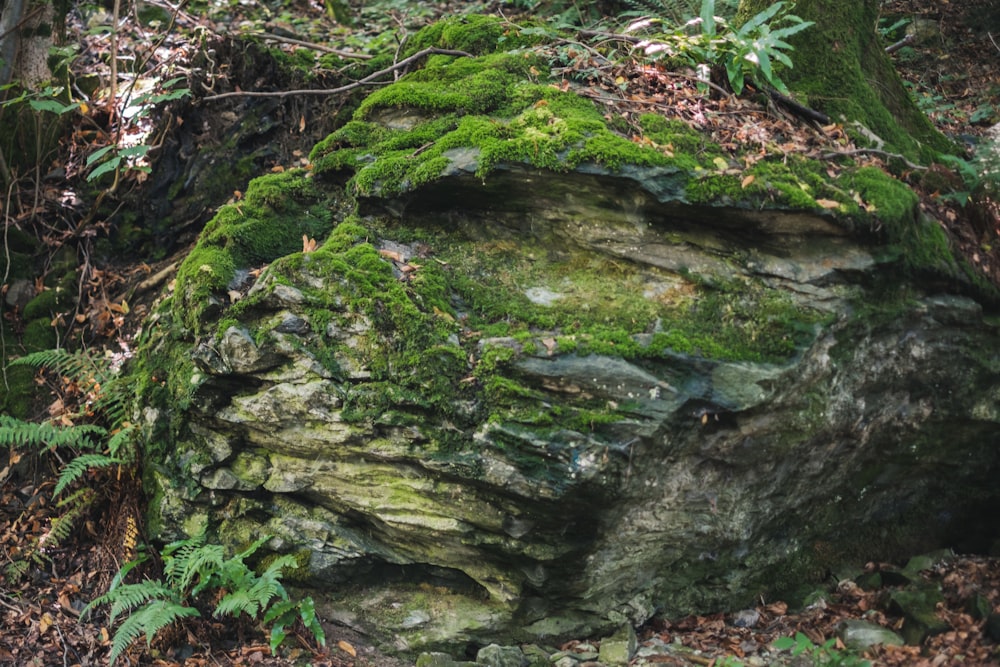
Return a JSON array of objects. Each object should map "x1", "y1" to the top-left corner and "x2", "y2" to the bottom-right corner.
[
  {"x1": 84, "y1": 531, "x2": 326, "y2": 665},
  {"x1": 772, "y1": 632, "x2": 872, "y2": 667},
  {"x1": 0, "y1": 348, "x2": 136, "y2": 578},
  {"x1": 625, "y1": 0, "x2": 813, "y2": 95}
]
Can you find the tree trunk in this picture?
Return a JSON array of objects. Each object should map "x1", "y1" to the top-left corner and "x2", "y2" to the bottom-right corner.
[{"x1": 736, "y1": 0, "x2": 953, "y2": 160}]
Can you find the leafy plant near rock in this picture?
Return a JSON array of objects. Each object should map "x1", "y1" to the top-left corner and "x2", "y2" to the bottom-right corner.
[
  {"x1": 0, "y1": 348, "x2": 136, "y2": 579},
  {"x1": 622, "y1": 0, "x2": 813, "y2": 94},
  {"x1": 84, "y1": 530, "x2": 325, "y2": 665}
]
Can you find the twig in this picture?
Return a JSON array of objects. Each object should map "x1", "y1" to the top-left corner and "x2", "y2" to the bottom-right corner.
[
  {"x1": 763, "y1": 87, "x2": 829, "y2": 124},
  {"x1": 821, "y1": 148, "x2": 927, "y2": 171},
  {"x1": 249, "y1": 32, "x2": 372, "y2": 59},
  {"x1": 201, "y1": 47, "x2": 473, "y2": 101},
  {"x1": 885, "y1": 33, "x2": 915, "y2": 55},
  {"x1": 989, "y1": 32, "x2": 1000, "y2": 55}
]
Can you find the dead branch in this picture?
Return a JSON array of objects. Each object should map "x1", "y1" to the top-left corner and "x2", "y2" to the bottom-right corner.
[
  {"x1": 201, "y1": 47, "x2": 472, "y2": 101},
  {"x1": 885, "y1": 33, "x2": 916, "y2": 55},
  {"x1": 821, "y1": 148, "x2": 927, "y2": 171},
  {"x1": 249, "y1": 32, "x2": 372, "y2": 59}
]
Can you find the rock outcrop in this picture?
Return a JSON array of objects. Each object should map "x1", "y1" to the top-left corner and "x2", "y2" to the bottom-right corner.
[{"x1": 136, "y1": 16, "x2": 1000, "y2": 655}]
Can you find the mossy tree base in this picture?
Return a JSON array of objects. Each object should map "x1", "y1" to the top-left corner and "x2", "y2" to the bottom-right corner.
[{"x1": 736, "y1": 0, "x2": 955, "y2": 161}]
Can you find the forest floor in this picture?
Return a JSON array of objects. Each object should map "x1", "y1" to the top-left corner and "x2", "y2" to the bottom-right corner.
[{"x1": 2, "y1": 0, "x2": 1000, "y2": 665}]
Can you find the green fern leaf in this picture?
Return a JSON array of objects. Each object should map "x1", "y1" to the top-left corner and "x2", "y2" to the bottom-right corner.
[
  {"x1": 215, "y1": 589, "x2": 261, "y2": 618},
  {"x1": 53, "y1": 453, "x2": 122, "y2": 496},
  {"x1": 0, "y1": 415, "x2": 105, "y2": 450},
  {"x1": 106, "y1": 582, "x2": 179, "y2": 623},
  {"x1": 106, "y1": 425, "x2": 137, "y2": 459},
  {"x1": 109, "y1": 600, "x2": 199, "y2": 665}
]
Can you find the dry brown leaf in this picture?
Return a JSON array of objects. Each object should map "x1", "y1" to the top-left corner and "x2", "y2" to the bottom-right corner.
[
  {"x1": 302, "y1": 235, "x2": 318, "y2": 253},
  {"x1": 741, "y1": 174, "x2": 755, "y2": 189},
  {"x1": 337, "y1": 640, "x2": 357, "y2": 657},
  {"x1": 815, "y1": 198, "x2": 842, "y2": 210}
]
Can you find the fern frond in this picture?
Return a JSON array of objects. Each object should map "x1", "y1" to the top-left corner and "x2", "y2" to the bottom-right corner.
[
  {"x1": 106, "y1": 582, "x2": 180, "y2": 623},
  {"x1": 215, "y1": 588, "x2": 263, "y2": 619},
  {"x1": 53, "y1": 453, "x2": 122, "y2": 496},
  {"x1": 182, "y1": 544, "x2": 226, "y2": 595},
  {"x1": 108, "y1": 600, "x2": 199, "y2": 666},
  {"x1": 0, "y1": 415, "x2": 105, "y2": 450},
  {"x1": 10, "y1": 348, "x2": 105, "y2": 380},
  {"x1": 40, "y1": 488, "x2": 95, "y2": 550},
  {"x1": 4, "y1": 559, "x2": 30, "y2": 580},
  {"x1": 82, "y1": 555, "x2": 149, "y2": 620},
  {"x1": 106, "y1": 424, "x2": 137, "y2": 459}
]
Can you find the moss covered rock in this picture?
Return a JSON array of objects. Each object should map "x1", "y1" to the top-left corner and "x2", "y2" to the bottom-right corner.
[{"x1": 136, "y1": 14, "x2": 1000, "y2": 656}]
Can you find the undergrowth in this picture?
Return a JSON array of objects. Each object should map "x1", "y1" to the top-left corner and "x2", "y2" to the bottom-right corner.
[{"x1": 84, "y1": 531, "x2": 325, "y2": 665}]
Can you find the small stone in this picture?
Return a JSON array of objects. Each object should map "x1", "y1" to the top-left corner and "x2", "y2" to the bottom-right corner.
[
  {"x1": 415, "y1": 652, "x2": 459, "y2": 667},
  {"x1": 837, "y1": 619, "x2": 904, "y2": 651},
  {"x1": 401, "y1": 610, "x2": 431, "y2": 628},
  {"x1": 475, "y1": 644, "x2": 525, "y2": 667},
  {"x1": 519, "y1": 644, "x2": 551, "y2": 667},
  {"x1": 598, "y1": 624, "x2": 637, "y2": 665},
  {"x1": 731, "y1": 608, "x2": 760, "y2": 628},
  {"x1": 889, "y1": 586, "x2": 949, "y2": 644}
]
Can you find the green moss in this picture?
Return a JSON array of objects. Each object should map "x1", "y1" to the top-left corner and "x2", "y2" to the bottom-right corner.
[
  {"x1": 736, "y1": 0, "x2": 953, "y2": 162},
  {"x1": 172, "y1": 171, "x2": 339, "y2": 333},
  {"x1": 405, "y1": 14, "x2": 528, "y2": 56},
  {"x1": 310, "y1": 51, "x2": 694, "y2": 197},
  {"x1": 639, "y1": 114, "x2": 721, "y2": 165},
  {"x1": 838, "y1": 166, "x2": 958, "y2": 274}
]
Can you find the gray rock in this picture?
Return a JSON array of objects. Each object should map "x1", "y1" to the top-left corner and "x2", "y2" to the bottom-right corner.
[
  {"x1": 139, "y1": 54, "x2": 1000, "y2": 657},
  {"x1": 598, "y1": 625, "x2": 637, "y2": 665},
  {"x1": 475, "y1": 644, "x2": 525, "y2": 667},
  {"x1": 837, "y1": 619, "x2": 904, "y2": 651}
]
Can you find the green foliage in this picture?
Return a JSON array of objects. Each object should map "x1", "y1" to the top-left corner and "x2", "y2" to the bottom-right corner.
[
  {"x1": 620, "y1": 0, "x2": 740, "y2": 25},
  {"x1": 85, "y1": 531, "x2": 326, "y2": 664},
  {"x1": 623, "y1": 0, "x2": 813, "y2": 94},
  {"x1": 0, "y1": 348, "x2": 135, "y2": 579},
  {"x1": 937, "y1": 125, "x2": 1000, "y2": 207},
  {"x1": 772, "y1": 632, "x2": 872, "y2": 667}
]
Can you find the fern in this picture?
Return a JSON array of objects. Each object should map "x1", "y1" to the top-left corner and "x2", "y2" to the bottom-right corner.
[
  {"x1": 105, "y1": 582, "x2": 180, "y2": 622},
  {"x1": 108, "y1": 599, "x2": 199, "y2": 665},
  {"x1": 42, "y1": 488, "x2": 96, "y2": 548},
  {"x1": 53, "y1": 453, "x2": 122, "y2": 496},
  {"x1": 0, "y1": 415, "x2": 105, "y2": 450},
  {"x1": 9, "y1": 348, "x2": 132, "y2": 429},
  {"x1": 88, "y1": 530, "x2": 325, "y2": 664}
]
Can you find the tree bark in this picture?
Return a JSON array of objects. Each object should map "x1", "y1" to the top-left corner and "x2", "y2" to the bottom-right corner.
[{"x1": 735, "y1": 0, "x2": 953, "y2": 160}]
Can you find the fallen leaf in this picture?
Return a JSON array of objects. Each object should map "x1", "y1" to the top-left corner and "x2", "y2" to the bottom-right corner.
[
  {"x1": 302, "y1": 236, "x2": 317, "y2": 253},
  {"x1": 39, "y1": 612, "x2": 53, "y2": 634},
  {"x1": 337, "y1": 640, "x2": 357, "y2": 657},
  {"x1": 815, "y1": 198, "x2": 842, "y2": 209},
  {"x1": 741, "y1": 174, "x2": 755, "y2": 189}
]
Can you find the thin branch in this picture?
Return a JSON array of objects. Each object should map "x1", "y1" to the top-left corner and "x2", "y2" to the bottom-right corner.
[
  {"x1": 821, "y1": 148, "x2": 927, "y2": 171},
  {"x1": 201, "y1": 47, "x2": 473, "y2": 102},
  {"x1": 885, "y1": 33, "x2": 915, "y2": 55},
  {"x1": 248, "y1": 32, "x2": 372, "y2": 59},
  {"x1": 989, "y1": 32, "x2": 1000, "y2": 55}
]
